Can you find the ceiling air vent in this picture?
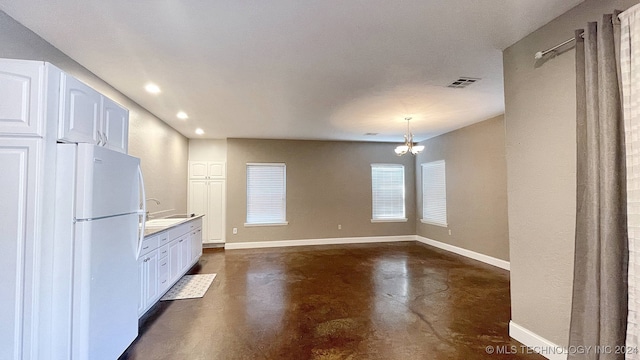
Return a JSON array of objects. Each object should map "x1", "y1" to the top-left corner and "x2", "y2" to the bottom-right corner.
[
  {"x1": 447, "y1": 77, "x2": 480, "y2": 89},
  {"x1": 365, "y1": 133, "x2": 378, "y2": 136}
]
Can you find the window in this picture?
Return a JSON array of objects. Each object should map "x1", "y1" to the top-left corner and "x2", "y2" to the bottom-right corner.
[
  {"x1": 421, "y1": 160, "x2": 447, "y2": 226},
  {"x1": 246, "y1": 163, "x2": 287, "y2": 226},
  {"x1": 371, "y1": 164, "x2": 406, "y2": 222}
]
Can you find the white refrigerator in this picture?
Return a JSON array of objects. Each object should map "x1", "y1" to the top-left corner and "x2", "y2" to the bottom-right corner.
[{"x1": 53, "y1": 143, "x2": 145, "y2": 360}]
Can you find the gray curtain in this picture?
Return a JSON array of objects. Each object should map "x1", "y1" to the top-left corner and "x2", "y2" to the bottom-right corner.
[{"x1": 569, "y1": 13, "x2": 628, "y2": 360}]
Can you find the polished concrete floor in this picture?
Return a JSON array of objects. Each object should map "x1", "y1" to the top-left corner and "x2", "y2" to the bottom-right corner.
[{"x1": 119, "y1": 242, "x2": 544, "y2": 360}]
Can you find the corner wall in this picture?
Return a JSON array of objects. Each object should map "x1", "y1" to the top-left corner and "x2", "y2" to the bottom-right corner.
[
  {"x1": 415, "y1": 115, "x2": 509, "y2": 261},
  {"x1": 503, "y1": 0, "x2": 638, "y2": 347},
  {"x1": 226, "y1": 139, "x2": 416, "y2": 243},
  {"x1": 0, "y1": 10, "x2": 189, "y2": 215}
]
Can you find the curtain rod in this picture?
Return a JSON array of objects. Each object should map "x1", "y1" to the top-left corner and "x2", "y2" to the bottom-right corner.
[
  {"x1": 534, "y1": 33, "x2": 584, "y2": 59},
  {"x1": 534, "y1": 12, "x2": 624, "y2": 60}
]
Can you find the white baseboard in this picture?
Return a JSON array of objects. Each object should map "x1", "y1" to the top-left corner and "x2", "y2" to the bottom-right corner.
[
  {"x1": 509, "y1": 321, "x2": 567, "y2": 360},
  {"x1": 415, "y1": 235, "x2": 510, "y2": 270},
  {"x1": 224, "y1": 235, "x2": 415, "y2": 250}
]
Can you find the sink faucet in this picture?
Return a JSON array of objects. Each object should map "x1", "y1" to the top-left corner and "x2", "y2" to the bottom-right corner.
[
  {"x1": 143, "y1": 198, "x2": 161, "y2": 218},
  {"x1": 146, "y1": 198, "x2": 161, "y2": 205}
]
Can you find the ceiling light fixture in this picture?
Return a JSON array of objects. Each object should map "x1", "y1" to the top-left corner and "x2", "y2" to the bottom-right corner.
[
  {"x1": 177, "y1": 111, "x2": 189, "y2": 119},
  {"x1": 195, "y1": 128, "x2": 204, "y2": 135},
  {"x1": 394, "y1": 117, "x2": 424, "y2": 156},
  {"x1": 144, "y1": 83, "x2": 161, "y2": 94}
]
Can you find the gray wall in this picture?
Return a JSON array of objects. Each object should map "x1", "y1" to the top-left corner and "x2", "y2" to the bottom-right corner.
[
  {"x1": 226, "y1": 139, "x2": 416, "y2": 243},
  {"x1": 503, "y1": 0, "x2": 637, "y2": 346},
  {"x1": 189, "y1": 139, "x2": 228, "y2": 162},
  {"x1": 0, "y1": 10, "x2": 189, "y2": 216},
  {"x1": 415, "y1": 115, "x2": 509, "y2": 261}
]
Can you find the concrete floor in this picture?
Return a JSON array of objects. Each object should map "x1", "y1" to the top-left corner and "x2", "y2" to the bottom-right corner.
[{"x1": 119, "y1": 242, "x2": 544, "y2": 360}]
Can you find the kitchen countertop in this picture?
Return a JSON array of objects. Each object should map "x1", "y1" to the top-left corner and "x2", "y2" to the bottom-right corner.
[{"x1": 143, "y1": 214, "x2": 204, "y2": 237}]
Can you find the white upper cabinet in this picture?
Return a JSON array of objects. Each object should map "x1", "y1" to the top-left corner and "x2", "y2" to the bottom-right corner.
[
  {"x1": 58, "y1": 73, "x2": 129, "y2": 153},
  {"x1": 102, "y1": 97, "x2": 129, "y2": 153},
  {"x1": 59, "y1": 73, "x2": 101, "y2": 145},
  {"x1": 189, "y1": 161, "x2": 226, "y2": 179},
  {"x1": 0, "y1": 60, "x2": 43, "y2": 136}
]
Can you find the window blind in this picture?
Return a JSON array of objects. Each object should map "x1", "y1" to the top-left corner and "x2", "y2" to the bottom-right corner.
[
  {"x1": 246, "y1": 163, "x2": 286, "y2": 224},
  {"x1": 422, "y1": 160, "x2": 447, "y2": 226},
  {"x1": 371, "y1": 164, "x2": 405, "y2": 220}
]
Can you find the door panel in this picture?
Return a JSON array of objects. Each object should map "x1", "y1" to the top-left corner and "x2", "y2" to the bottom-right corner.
[
  {"x1": 72, "y1": 214, "x2": 138, "y2": 360},
  {"x1": 0, "y1": 139, "x2": 39, "y2": 360},
  {"x1": 189, "y1": 181, "x2": 208, "y2": 240},
  {"x1": 189, "y1": 162, "x2": 208, "y2": 179},
  {"x1": 74, "y1": 144, "x2": 140, "y2": 219},
  {"x1": 102, "y1": 97, "x2": 128, "y2": 153},
  {"x1": 207, "y1": 180, "x2": 225, "y2": 242},
  {"x1": 0, "y1": 60, "x2": 43, "y2": 136},
  {"x1": 59, "y1": 74, "x2": 100, "y2": 144},
  {"x1": 168, "y1": 240, "x2": 181, "y2": 284},
  {"x1": 145, "y1": 251, "x2": 159, "y2": 304}
]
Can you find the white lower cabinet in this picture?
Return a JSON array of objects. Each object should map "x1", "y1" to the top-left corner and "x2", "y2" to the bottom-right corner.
[
  {"x1": 138, "y1": 217, "x2": 203, "y2": 318},
  {"x1": 191, "y1": 228, "x2": 203, "y2": 259},
  {"x1": 138, "y1": 250, "x2": 158, "y2": 316},
  {"x1": 168, "y1": 237, "x2": 182, "y2": 285}
]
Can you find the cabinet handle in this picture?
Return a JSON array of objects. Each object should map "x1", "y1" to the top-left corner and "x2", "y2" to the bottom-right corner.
[
  {"x1": 143, "y1": 246, "x2": 149, "y2": 250},
  {"x1": 179, "y1": 239, "x2": 183, "y2": 243},
  {"x1": 161, "y1": 280, "x2": 166, "y2": 284}
]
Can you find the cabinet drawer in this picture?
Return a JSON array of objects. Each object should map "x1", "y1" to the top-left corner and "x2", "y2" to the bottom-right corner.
[
  {"x1": 158, "y1": 244, "x2": 169, "y2": 259},
  {"x1": 158, "y1": 232, "x2": 169, "y2": 247},
  {"x1": 189, "y1": 218, "x2": 203, "y2": 231},
  {"x1": 169, "y1": 223, "x2": 189, "y2": 238},
  {"x1": 158, "y1": 257, "x2": 169, "y2": 292},
  {"x1": 140, "y1": 235, "x2": 158, "y2": 257}
]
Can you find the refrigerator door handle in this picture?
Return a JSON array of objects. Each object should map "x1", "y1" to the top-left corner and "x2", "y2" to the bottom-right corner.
[{"x1": 136, "y1": 165, "x2": 147, "y2": 258}]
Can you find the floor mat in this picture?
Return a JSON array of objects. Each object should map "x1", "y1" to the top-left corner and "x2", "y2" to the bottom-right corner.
[{"x1": 160, "y1": 274, "x2": 216, "y2": 301}]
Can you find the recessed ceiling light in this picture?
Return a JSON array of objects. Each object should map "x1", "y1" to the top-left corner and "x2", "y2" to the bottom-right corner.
[
  {"x1": 144, "y1": 83, "x2": 161, "y2": 94},
  {"x1": 177, "y1": 111, "x2": 189, "y2": 120},
  {"x1": 195, "y1": 128, "x2": 204, "y2": 135}
]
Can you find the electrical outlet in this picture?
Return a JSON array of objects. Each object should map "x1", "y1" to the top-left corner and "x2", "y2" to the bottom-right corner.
[
  {"x1": 448, "y1": 229, "x2": 452, "y2": 235},
  {"x1": 233, "y1": 227, "x2": 238, "y2": 235},
  {"x1": 338, "y1": 224, "x2": 342, "y2": 230}
]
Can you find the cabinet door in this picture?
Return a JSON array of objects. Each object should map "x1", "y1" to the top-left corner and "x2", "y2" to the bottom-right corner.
[
  {"x1": 189, "y1": 180, "x2": 208, "y2": 240},
  {"x1": 144, "y1": 251, "x2": 159, "y2": 305},
  {"x1": 207, "y1": 162, "x2": 225, "y2": 179},
  {"x1": 179, "y1": 236, "x2": 191, "y2": 273},
  {"x1": 0, "y1": 139, "x2": 39, "y2": 360},
  {"x1": 0, "y1": 60, "x2": 43, "y2": 136},
  {"x1": 189, "y1": 161, "x2": 208, "y2": 179},
  {"x1": 59, "y1": 74, "x2": 101, "y2": 145},
  {"x1": 168, "y1": 239, "x2": 181, "y2": 283},
  {"x1": 206, "y1": 180, "x2": 225, "y2": 243},
  {"x1": 137, "y1": 257, "x2": 146, "y2": 316},
  {"x1": 191, "y1": 228, "x2": 203, "y2": 262},
  {"x1": 101, "y1": 97, "x2": 129, "y2": 153}
]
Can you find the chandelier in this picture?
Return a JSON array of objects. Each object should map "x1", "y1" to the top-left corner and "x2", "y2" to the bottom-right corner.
[{"x1": 394, "y1": 117, "x2": 424, "y2": 156}]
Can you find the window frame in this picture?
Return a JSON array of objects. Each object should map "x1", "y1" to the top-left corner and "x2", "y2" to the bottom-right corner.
[
  {"x1": 370, "y1": 163, "x2": 408, "y2": 223},
  {"x1": 245, "y1": 162, "x2": 288, "y2": 227}
]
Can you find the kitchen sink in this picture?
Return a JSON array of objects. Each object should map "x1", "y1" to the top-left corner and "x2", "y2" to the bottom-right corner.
[
  {"x1": 145, "y1": 218, "x2": 185, "y2": 228},
  {"x1": 164, "y1": 213, "x2": 196, "y2": 219}
]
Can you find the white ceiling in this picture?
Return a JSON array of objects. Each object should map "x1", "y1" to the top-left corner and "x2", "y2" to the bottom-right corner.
[{"x1": 0, "y1": 0, "x2": 582, "y2": 142}]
